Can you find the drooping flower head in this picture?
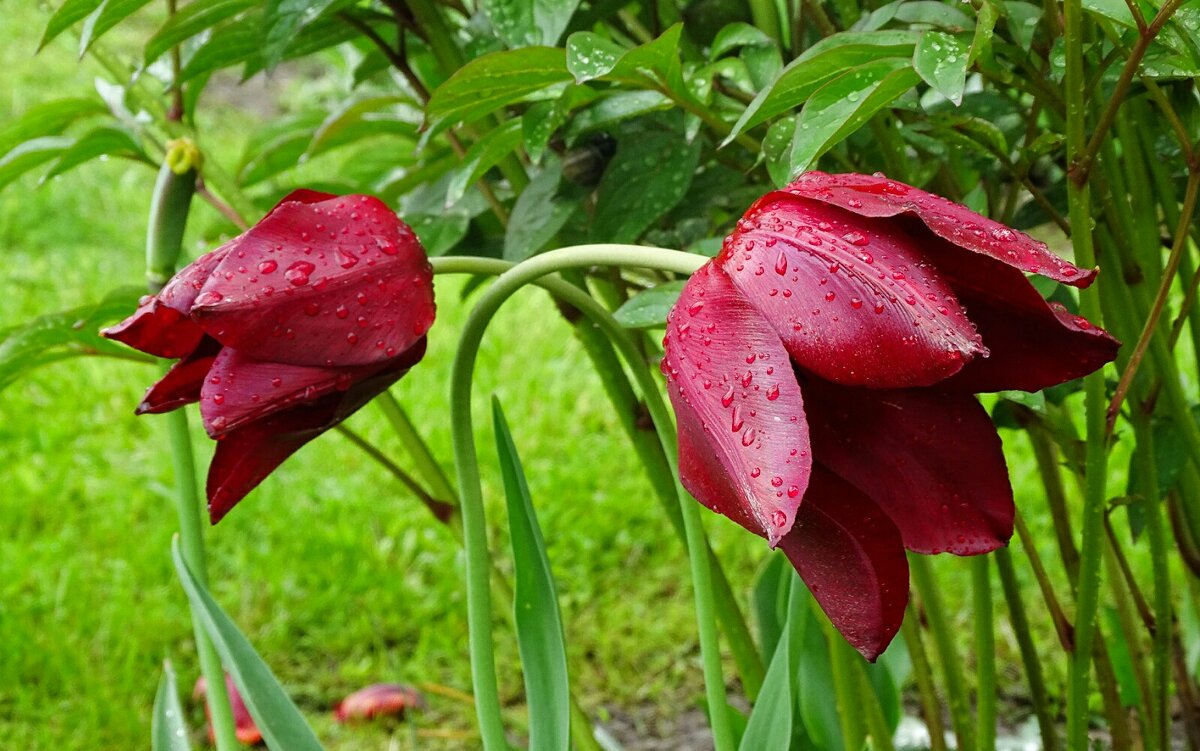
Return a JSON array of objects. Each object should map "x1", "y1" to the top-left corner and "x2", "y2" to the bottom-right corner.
[
  {"x1": 104, "y1": 190, "x2": 435, "y2": 522},
  {"x1": 661, "y1": 171, "x2": 1119, "y2": 659}
]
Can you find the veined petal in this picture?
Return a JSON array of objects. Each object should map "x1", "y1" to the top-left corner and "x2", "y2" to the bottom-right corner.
[
  {"x1": 778, "y1": 467, "x2": 908, "y2": 661},
  {"x1": 137, "y1": 337, "x2": 222, "y2": 414},
  {"x1": 205, "y1": 340, "x2": 425, "y2": 522},
  {"x1": 662, "y1": 262, "x2": 812, "y2": 546},
  {"x1": 718, "y1": 192, "x2": 984, "y2": 387},
  {"x1": 785, "y1": 171, "x2": 1096, "y2": 287},
  {"x1": 190, "y1": 194, "x2": 435, "y2": 368},
  {"x1": 918, "y1": 238, "x2": 1120, "y2": 392},
  {"x1": 803, "y1": 378, "x2": 1014, "y2": 555}
]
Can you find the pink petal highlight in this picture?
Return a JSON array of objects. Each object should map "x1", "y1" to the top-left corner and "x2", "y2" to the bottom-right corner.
[
  {"x1": 718, "y1": 191, "x2": 984, "y2": 387},
  {"x1": 785, "y1": 171, "x2": 1097, "y2": 287},
  {"x1": 779, "y1": 467, "x2": 909, "y2": 662},
  {"x1": 662, "y1": 262, "x2": 812, "y2": 546},
  {"x1": 804, "y1": 379, "x2": 1014, "y2": 555}
]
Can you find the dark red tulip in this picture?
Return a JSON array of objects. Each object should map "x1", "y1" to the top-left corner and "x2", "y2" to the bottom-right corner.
[
  {"x1": 194, "y1": 674, "x2": 262, "y2": 745},
  {"x1": 661, "y1": 171, "x2": 1119, "y2": 660},
  {"x1": 103, "y1": 190, "x2": 435, "y2": 522},
  {"x1": 333, "y1": 683, "x2": 425, "y2": 722}
]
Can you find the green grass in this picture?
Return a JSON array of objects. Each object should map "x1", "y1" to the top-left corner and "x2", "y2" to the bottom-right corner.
[{"x1": 0, "y1": 3, "x2": 1174, "y2": 749}]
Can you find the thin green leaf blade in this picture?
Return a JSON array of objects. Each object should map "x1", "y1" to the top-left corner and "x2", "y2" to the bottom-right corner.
[
  {"x1": 739, "y1": 569, "x2": 803, "y2": 750},
  {"x1": 504, "y1": 157, "x2": 579, "y2": 262},
  {"x1": 0, "y1": 136, "x2": 73, "y2": 192},
  {"x1": 445, "y1": 118, "x2": 523, "y2": 206},
  {"x1": 788, "y1": 60, "x2": 919, "y2": 178},
  {"x1": 152, "y1": 660, "x2": 192, "y2": 751},
  {"x1": 40, "y1": 0, "x2": 103, "y2": 49},
  {"x1": 262, "y1": 0, "x2": 344, "y2": 68},
  {"x1": 612, "y1": 281, "x2": 687, "y2": 329},
  {"x1": 914, "y1": 31, "x2": 968, "y2": 105},
  {"x1": 144, "y1": 0, "x2": 255, "y2": 66},
  {"x1": 171, "y1": 538, "x2": 325, "y2": 751},
  {"x1": 43, "y1": 125, "x2": 148, "y2": 180},
  {"x1": 425, "y1": 47, "x2": 572, "y2": 137},
  {"x1": 0, "y1": 98, "x2": 107, "y2": 157},
  {"x1": 492, "y1": 399, "x2": 570, "y2": 751},
  {"x1": 78, "y1": 0, "x2": 155, "y2": 57}
]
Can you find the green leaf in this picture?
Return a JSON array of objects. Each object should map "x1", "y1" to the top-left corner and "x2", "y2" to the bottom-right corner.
[
  {"x1": 144, "y1": 0, "x2": 255, "y2": 66},
  {"x1": 1005, "y1": 1, "x2": 1043, "y2": 50},
  {"x1": 1081, "y1": 0, "x2": 1137, "y2": 27},
  {"x1": 750, "y1": 553, "x2": 790, "y2": 661},
  {"x1": 240, "y1": 14, "x2": 359, "y2": 80},
  {"x1": 43, "y1": 125, "x2": 148, "y2": 180},
  {"x1": 788, "y1": 60, "x2": 920, "y2": 178},
  {"x1": 563, "y1": 90, "x2": 672, "y2": 140},
  {"x1": 482, "y1": 0, "x2": 580, "y2": 48},
  {"x1": 797, "y1": 596, "x2": 843, "y2": 749},
  {"x1": 914, "y1": 31, "x2": 968, "y2": 105},
  {"x1": 762, "y1": 117, "x2": 794, "y2": 187},
  {"x1": 152, "y1": 661, "x2": 192, "y2": 751},
  {"x1": 724, "y1": 31, "x2": 920, "y2": 144},
  {"x1": 613, "y1": 281, "x2": 687, "y2": 329},
  {"x1": 710, "y1": 22, "x2": 775, "y2": 59},
  {"x1": 565, "y1": 32, "x2": 627, "y2": 82},
  {"x1": 179, "y1": 18, "x2": 259, "y2": 82},
  {"x1": 0, "y1": 98, "x2": 107, "y2": 157},
  {"x1": 604, "y1": 23, "x2": 685, "y2": 91},
  {"x1": 262, "y1": 0, "x2": 345, "y2": 68},
  {"x1": 306, "y1": 96, "x2": 419, "y2": 158},
  {"x1": 79, "y1": 0, "x2": 155, "y2": 57},
  {"x1": 504, "y1": 158, "x2": 579, "y2": 262},
  {"x1": 40, "y1": 0, "x2": 103, "y2": 50},
  {"x1": 425, "y1": 47, "x2": 572, "y2": 137},
  {"x1": 407, "y1": 212, "x2": 470, "y2": 256},
  {"x1": 739, "y1": 571, "x2": 803, "y2": 750},
  {"x1": 445, "y1": 119, "x2": 523, "y2": 207},
  {"x1": 172, "y1": 538, "x2": 325, "y2": 751},
  {"x1": 0, "y1": 287, "x2": 149, "y2": 393},
  {"x1": 237, "y1": 112, "x2": 325, "y2": 185},
  {"x1": 521, "y1": 98, "x2": 569, "y2": 164},
  {"x1": 592, "y1": 123, "x2": 700, "y2": 243},
  {"x1": 0, "y1": 136, "x2": 73, "y2": 192},
  {"x1": 969, "y1": 0, "x2": 1003, "y2": 63},
  {"x1": 894, "y1": 1, "x2": 974, "y2": 29},
  {"x1": 492, "y1": 399, "x2": 570, "y2": 751}
]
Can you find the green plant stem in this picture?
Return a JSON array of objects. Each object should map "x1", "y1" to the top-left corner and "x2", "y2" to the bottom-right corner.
[
  {"x1": 855, "y1": 660, "x2": 896, "y2": 751},
  {"x1": 909, "y1": 554, "x2": 975, "y2": 751},
  {"x1": 375, "y1": 391, "x2": 458, "y2": 502},
  {"x1": 826, "y1": 627, "x2": 866, "y2": 751},
  {"x1": 334, "y1": 425, "x2": 455, "y2": 520},
  {"x1": 1062, "y1": 0, "x2": 1111, "y2": 744},
  {"x1": 972, "y1": 556, "x2": 996, "y2": 751},
  {"x1": 439, "y1": 246, "x2": 742, "y2": 751},
  {"x1": 900, "y1": 609, "x2": 949, "y2": 751},
  {"x1": 995, "y1": 549, "x2": 1060, "y2": 751}
]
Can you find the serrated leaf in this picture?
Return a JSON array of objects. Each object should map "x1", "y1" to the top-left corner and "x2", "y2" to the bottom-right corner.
[
  {"x1": 788, "y1": 60, "x2": 920, "y2": 178},
  {"x1": 724, "y1": 31, "x2": 921, "y2": 144},
  {"x1": 40, "y1": 0, "x2": 103, "y2": 50},
  {"x1": 613, "y1": 281, "x2": 687, "y2": 329},
  {"x1": 43, "y1": 125, "x2": 148, "y2": 180},
  {"x1": 0, "y1": 137, "x2": 73, "y2": 192},
  {"x1": 79, "y1": 0, "x2": 155, "y2": 57},
  {"x1": 152, "y1": 661, "x2": 192, "y2": 751},
  {"x1": 144, "y1": 0, "x2": 255, "y2": 66},
  {"x1": 0, "y1": 288, "x2": 149, "y2": 392},
  {"x1": 492, "y1": 399, "x2": 570, "y2": 751},
  {"x1": 504, "y1": 157, "x2": 578, "y2": 262},
  {"x1": 172, "y1": 538, "x2": 325, "y2": 751},
  {"x1": 914, "y1": 31, "x2": 968, "y2": 105},
  {"x1": 592, "y1": 124, "x2": 700, "y2": 243},
  {"x1": 482, "y1": 0, "x2": 580, "y2": 48},
  {"x1": 445, "y1": 119, "x2": 523, "y2": 207},
  {"x1": 262, "y1": 0, "x2": 345, "y2": 68},
  {"x1": 565, "y1": 32, "x2": 627, "y2": 82},
  {"x1": 0, "y1": 98, "x2": 107, "y2": 157},
  {"x1": 425, "y1": 47, "x2": 572, "y2": 137}
]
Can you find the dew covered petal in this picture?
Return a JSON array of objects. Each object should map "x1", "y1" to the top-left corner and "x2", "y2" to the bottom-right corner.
[
  {"x1": 661, "y1": 262, "x2": 812, "y2": 546},
  {"x1": 778, "y1": 467, "x2": 908, "y2": 661},
  {"x1": 785, "y1": 171, "x2": 1096, "y2": 287},
  {"x1": 717, "y1": 192, "x2": 984, "y2": 387},
  {"x1": 136, "y1": 337, "x2": 222, "y2": 414},
  {"x1": 803, "y1": 378, "x2": 1014, "y2": 555}
]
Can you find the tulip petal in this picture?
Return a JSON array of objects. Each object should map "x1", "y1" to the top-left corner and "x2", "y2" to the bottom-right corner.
[
  {"x1": 137, "y1": 337, "x2": 222, "y2": 414},
  {"x1": 803, "y1": 378, "x2": 1014, "y2": 555},
  {"x1": 101, "y1": 245, "x2": 232, "y2": 358},
  {"x1": 334, "y1": 683, "x2": 424, "y2": 722},
  {"x1": 189, "y1": 195, "x2": 435, "y2": 368},
  {"x1": 206, "y1": 340, "x2": 425, "y2": 522},
  {"x1": 195, "y1": 674, "x2": 263, "y2": 745},
  {"x1": 662, "y1": 262, "x2": 812, "y2": 546},
  {"x1": 718, "y1": 191, "x2": 985, "y2": 387},
  {"x1": 778, "y1": 467, "x2": 908, "y2": 661},
  {"x1": 785, "y1": 171, "x2": 1096, "y2": 287},
  {"x1": 917, "y1": 239, "x2": 1120, "y2": 392}
]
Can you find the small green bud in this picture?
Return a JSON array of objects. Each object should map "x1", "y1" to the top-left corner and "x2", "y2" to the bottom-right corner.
[{"x1": 164, "y1": 138, "x2": 203, "y2": 175}]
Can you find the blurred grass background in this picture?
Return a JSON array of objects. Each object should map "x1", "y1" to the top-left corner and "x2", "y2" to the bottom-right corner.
[{"x1": 0, "y1": 3, "x2": 1114, "y2": 748}]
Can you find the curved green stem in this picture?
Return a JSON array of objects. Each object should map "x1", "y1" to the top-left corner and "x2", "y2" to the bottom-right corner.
[{"x1": 438, "y1": 246, "x2": 741, "y2": 751}]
